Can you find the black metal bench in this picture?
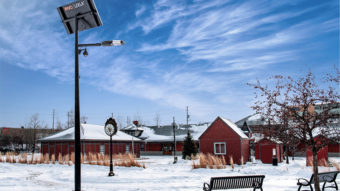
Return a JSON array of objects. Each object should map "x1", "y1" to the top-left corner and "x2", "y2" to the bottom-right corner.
[
  {"x1": 203, "y1": 175, "x2": 265, "y2": 191},
  {"x1": 297, "y1": 171, "x2": 339, "y2": 191}
]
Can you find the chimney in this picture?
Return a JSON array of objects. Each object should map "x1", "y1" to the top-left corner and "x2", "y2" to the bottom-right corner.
[{"x1": 133, "y1": 120, "x2": 139, "y2": 126}]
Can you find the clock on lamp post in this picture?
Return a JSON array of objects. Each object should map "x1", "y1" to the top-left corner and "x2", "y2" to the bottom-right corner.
[{"x1": 104, "y1": 117, "x2": 117, "y2": 176}]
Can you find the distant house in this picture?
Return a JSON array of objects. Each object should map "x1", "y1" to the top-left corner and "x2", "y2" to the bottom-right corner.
[
  {"x1": 119, "y1": 122, "x2": 209, "y2": 155},
  {"x1": 199, "y1": 117, "x2": 249, "y2": 165},
  {"x1": 40, "y1": 124, "x2": 142, "y2": 158},
  {"x1": 0, "y1": 127, "x2": 58, "y2": 151},
  {"x1": 141, "y1": 123, "x2": 209, "y2": 155},
  {"x1": 255, "y1": 137, "x2": 283, "y2": 164},
  {"x1": 120, "y1": 121, "x2": 144, "y2": 137}
]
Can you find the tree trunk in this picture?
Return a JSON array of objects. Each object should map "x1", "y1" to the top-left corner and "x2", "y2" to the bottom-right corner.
[
  {"x1": 312, "y1": 147, "x2": 321, "y2": 191},
  {"x1": 285, "y1": 145, "x2": 289, "y2": 164}
]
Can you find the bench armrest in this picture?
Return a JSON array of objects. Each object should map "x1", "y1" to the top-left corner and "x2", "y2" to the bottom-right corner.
[
  {"x1": 203, "y1": 182, "x2": 210, "y2": 191},
  {"x1": 297, "y1": 178, "x2": 310, "y2": 186}
]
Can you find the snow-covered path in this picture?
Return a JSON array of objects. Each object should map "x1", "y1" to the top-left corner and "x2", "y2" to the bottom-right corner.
[{"x1": 0, "y1": 156, "x2": 339, "y2": 191}]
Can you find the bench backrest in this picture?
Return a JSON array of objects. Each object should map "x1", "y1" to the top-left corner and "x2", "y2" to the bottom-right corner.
[
  {"x1": 210, "y1": 175, "x2": 265, "y2": 190},
  {"x1": 310, "y1": 171, "x2": 339, "y2": 183}
]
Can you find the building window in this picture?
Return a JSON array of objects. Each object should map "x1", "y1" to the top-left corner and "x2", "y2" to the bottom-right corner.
[
  {"x1": 214, "y1": 142, "x2": 226, "y2": 155},
  {"x1": 126, "y1": 145, "x2": 130, "y2": 154},
  {"x1": 100, "y1": 145, "x2": 105, "y2": 155},
  {"x1": 140, "y1": 143, "x2": 145, "y2": 151}
]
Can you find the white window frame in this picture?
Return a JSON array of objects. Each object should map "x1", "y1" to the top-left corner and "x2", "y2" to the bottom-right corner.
[
  {"x1": 99, "y1": 145, "x2": 105, "y2": 155},
  {"x1": 214, "y1": 142, "x2": 226, "y2": 155}
]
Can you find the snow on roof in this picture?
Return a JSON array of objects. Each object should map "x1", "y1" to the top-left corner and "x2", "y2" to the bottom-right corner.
[
  {"x1": 121, "y1": 124, "x2": 144, "y2": 131},
  {"x1": 40, "y1": 124, "x2": 141, "y2": 142},
  {"x1": 142, "y1": 123, "x2": 209, "y2": 142},
  {"x1": 254, "y1": 137, "x2": 283, "y2": 144},
  {"x1": 247, "y1": 114, "x2": 264, "y2": 121},
  {"x1": 220, "y1": 117, "x2": 248, "y2": 139}
]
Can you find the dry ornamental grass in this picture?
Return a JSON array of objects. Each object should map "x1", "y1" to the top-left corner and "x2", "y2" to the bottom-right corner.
[
  {"x1": 192, "y1": 153, "x2": 226, "y2": 169},
  {"x1": 0, "y1": 152, "x2": 145, "y2": 168}
]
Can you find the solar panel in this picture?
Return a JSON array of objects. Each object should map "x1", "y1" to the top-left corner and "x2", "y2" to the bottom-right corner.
[{"x1": 57, "y1": 0, "x2": 102, "y2": 34}]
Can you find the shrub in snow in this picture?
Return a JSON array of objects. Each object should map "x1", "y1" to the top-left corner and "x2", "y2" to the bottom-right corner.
[
  {"x1": 331, "y1": 160, "x2": 340, "y2": 171},
  {"x1": 70, "y1": 152, "x2": 75, "y2": 163},
  {"x1": 58, "y1": 153, "x2": 63, "y2": 165},
  {"x1": 241, "y1": 156, "x2": 244, "y2": 168},
  {"x1": 51, "y1": 154, "x2": 55, "y2": 164},
  {"x1": 63, "y1": 154, "x2": 69, "y2": 165},
  {"x1": 81, "y1": 154, "x2": 84, "y2": 164},
  {"x1": 114, "y1": 154, "x2": 145, "y2": 168},
  {"x1": 192, "y1": 153, "x2": 226, "y2": 169},
  {"x1": 44, "y1": 154, "x2": 49, "y2": 164},
  {"x1": 182, "y1": 131, "x2": 198, "y2": 160},
  {"x1": 229, "y1": 156, "x2": 234, "y2": 170},
  {"x1": 40, "y1": 154, "x2": 44, "y2": 164}
]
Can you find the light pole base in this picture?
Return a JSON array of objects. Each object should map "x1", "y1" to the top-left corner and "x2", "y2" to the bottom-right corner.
[{"x1": 108, "y1": 171, "x2": 115, "y2": 176}]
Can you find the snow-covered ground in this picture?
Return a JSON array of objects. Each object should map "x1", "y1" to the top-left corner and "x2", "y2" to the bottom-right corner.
[{"x1": 0, "y1": 156, "x2": 339, "y2": 191}]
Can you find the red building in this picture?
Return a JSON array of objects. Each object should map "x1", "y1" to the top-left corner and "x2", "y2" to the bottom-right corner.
[
  {"x1": 199, "y1": 117, "x2": 249, "y2": 165},
  {"x1": 306, "y1": 146, "x2": 328, "y2": 166},
  {"x1": 40, "y1": 124, "x2": 142, "y2": 159},
  {"x1": 136, "y1": 123, "x2": 209, "y2": 155},
  {"x1": 255, "y1": 138, "x2": 283, "y2": 164}
]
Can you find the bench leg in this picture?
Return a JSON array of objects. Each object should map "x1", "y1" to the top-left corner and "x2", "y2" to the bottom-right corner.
[
  {"x1": 298, "y1": 185, "x2": 313, "y2": 191},
  {"x1": 253, "y1": 188, "x2": 263, "y2": 191},
  {"x1": 322, "y1": 182, "x2": 326, "y2": 191},
  {"x1": 335, "y1": 181, "x2": 338, "y2": 190},
  {"x1": 298, "y1": 185, "x2": 302, "y2": 191},
  {"x1": 322, "y1": 181, "x2": 339, "y2": 191}
]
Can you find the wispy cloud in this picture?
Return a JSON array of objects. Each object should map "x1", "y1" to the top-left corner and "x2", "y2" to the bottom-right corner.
[
  {"x1": 0, "y1": 0, "x2": 338, "y2": 123},
  {"x1": 136, "y1": 0, "x2": 336, "y2": 73}
]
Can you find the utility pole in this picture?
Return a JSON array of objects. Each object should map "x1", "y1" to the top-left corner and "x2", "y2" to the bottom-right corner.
[
  {"x1": 186, "y1": 106, "x2": 190, "y2": 130},
  {"x1": 111, "y1": 113, "x2": 114, "y2": 118},
  {"x1": 173, "y1": 116, "x2": 177, "y2": 163},
  {"x1": 67, "y1": 111, "x2": 70, "y2": 129},
  {"x1": 52, "y1": 109, "x2": 55, "y2": 130}
]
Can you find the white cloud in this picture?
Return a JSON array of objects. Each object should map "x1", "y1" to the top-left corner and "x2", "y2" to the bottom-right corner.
[{"x1": 1, "y1": 0, "x2": 337, "y2": 123}]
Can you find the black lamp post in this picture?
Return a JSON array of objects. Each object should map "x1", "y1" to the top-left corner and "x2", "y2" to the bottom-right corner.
[
  {"x1": 57, "y1": 1, "x2": 124, "y2": 190},
  {"x1": 104, "y1": 117, "x2": 118, "y2": 176}
]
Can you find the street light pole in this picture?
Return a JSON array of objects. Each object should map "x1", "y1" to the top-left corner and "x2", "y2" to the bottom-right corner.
[
  {"x1": 57, "y1": 2, "x2": 124, "y2": 189},
  {"x1": 74, "y1": 15, "x2": 81, "y2": 191}
]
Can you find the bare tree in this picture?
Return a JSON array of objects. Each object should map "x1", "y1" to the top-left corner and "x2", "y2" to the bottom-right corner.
[
  {"x1": 26, "y1": 114, "x2": 41, "y2": 158},
  {"x1": 133, "y1": 113, "x2": 144, "y2": 125},
  {"x1": 80, "y1": 116, "x2": 88, "y2": 124},
  {"x1": 126, "y1": 116, "x2": 131, "y2": 127},
  {"x1": 56, "y1": 120, "x2": 64, "y2": 130},
  {"x1": 154, "y1": 113, "x2": 161, "y2": 128},
  {"x1": 249, "y1": 71, "x2": 339, "y2": 191},
  {"x1": 67, "y1": 110, "x2": 75, "y2": 128},
  {"x1": 115, "y1": 115, "x2": 125, "y2": 129}
]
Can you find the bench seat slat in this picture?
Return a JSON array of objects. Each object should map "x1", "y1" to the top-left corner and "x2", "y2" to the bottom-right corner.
[{"x1": 205, "y1": 175, "x2": 265, "y2": 190}]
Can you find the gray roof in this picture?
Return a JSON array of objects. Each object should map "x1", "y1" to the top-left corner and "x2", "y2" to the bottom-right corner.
[{"x1": 235, "y1": 114, "x2": 267, "y2": 127}]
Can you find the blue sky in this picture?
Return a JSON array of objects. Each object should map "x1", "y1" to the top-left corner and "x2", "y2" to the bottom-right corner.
[{"x1": 0, "y1": 0, "x2": 338, "y2": 128}]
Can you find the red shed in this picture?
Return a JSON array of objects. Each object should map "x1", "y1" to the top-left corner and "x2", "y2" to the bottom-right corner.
[
  {"x1": 255, "y1": 138, "x2": 283, "y2": 164},
  {"x1": 199, "y1": 117, "x2": 249, "y2": 165},
  {"x1": 40, "y1": 124, "x2": 142, "y2": 158}
]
